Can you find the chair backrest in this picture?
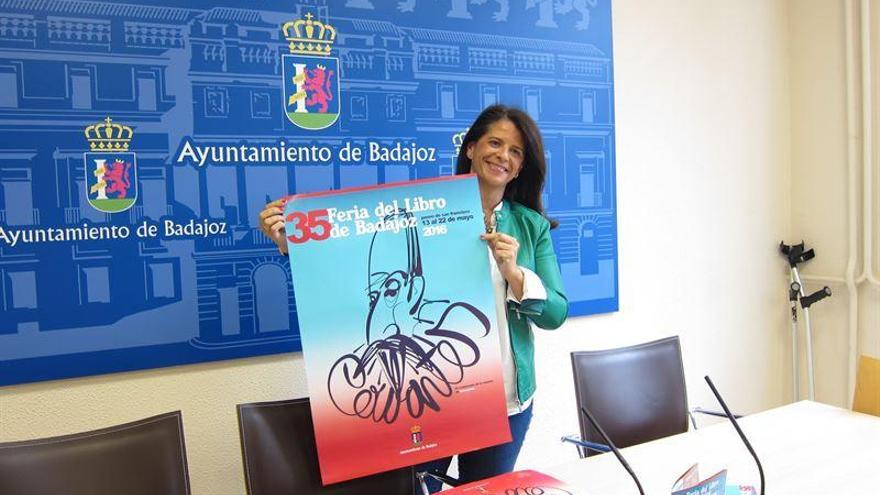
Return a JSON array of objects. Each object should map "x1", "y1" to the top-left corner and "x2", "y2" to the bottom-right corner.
[
  {"x1": 0, "y1": 410, "x2": 190, "y2": 495},
  {"x1": 571, "y1": 336, "x2": 689, "y2": 455},
  {"x1": 237, "y1": 397, "x2": 414, "y2": 495},
  {"x1": 853, "y1": 355, "x2": 880, "y2": 417}
]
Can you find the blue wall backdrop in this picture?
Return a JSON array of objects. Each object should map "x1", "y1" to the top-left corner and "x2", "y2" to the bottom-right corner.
[{"x1": 0, "y1": 0, "x2": 617, "y2": 386}]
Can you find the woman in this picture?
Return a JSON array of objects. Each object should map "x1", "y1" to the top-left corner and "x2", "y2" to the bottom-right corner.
[{"x1": 259, "y1": 104, "x2": 568, "y2": 492}]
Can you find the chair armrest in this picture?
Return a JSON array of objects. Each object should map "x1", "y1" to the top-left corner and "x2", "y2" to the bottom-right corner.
[
  {"x1": 689, "y1": 406, "x2": 743, "y2": 429},
  {"x1": 692, "y1": 406, "x2": 742, "y2": 419},
  {"x1": 560, "y1": 434, "x2": 612, "y2": 455},
  {"x1": 416, "y1": 470, "x2": 461, "y2": 495}
]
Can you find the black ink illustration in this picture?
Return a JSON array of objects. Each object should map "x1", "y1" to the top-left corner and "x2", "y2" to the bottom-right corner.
[{"x1": 327, "y1": 210, "x2": 491, "y2": 424}]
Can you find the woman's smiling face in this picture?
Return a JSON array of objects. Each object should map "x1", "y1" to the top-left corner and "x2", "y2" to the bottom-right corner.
[{"x1": 466, "y1": 118, "x2": 525, "y2": 195}]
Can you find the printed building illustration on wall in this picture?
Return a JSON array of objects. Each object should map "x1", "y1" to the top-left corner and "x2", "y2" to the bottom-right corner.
[{"x1": 0, "y1": 0, "x2": 617, "y2": 385}]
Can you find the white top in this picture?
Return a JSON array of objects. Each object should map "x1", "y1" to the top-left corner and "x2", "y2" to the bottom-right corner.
[{"x1": 487, "y1": 202, "x2": 548, "y2": 415}]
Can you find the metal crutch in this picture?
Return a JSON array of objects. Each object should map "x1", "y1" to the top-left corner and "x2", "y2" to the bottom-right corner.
[{"x1": 780, "y1": 241, "x2": 832, "y2": 401}]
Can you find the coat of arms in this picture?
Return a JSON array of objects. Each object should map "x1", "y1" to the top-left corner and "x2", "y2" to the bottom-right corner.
[
  {"x1": 83, "y1": 117, "x2": 137, "y2": 213},
  {"x1": 282, "y1": 13, "x2": 340, "y2": 130},
  {"x1": 410, "y1": 425, "x2": 423, "y2": 446}
]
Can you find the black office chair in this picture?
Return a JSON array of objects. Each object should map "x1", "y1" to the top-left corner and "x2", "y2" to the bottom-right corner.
[
  {"x1": 563, "y1": 336, "x2": 729, "y2": 457},
  {"x1": 0, "y1": 411, "x2": 191, "y2": 495},
  {"x1": 237, "y1": 397, "x2": 416, "y2": 495}
]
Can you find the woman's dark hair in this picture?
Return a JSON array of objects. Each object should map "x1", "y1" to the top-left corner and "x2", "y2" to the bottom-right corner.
[{"x1": 455, "y1": 104, "x2": 557, "y2": 228}]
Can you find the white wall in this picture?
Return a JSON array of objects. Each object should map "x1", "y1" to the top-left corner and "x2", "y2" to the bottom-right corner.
[
  {"x1": 521, "y1": 0, "x2": 792, "y2": 472},
  {"x1": 0, "y1": 1, "x2": 798, "y2": 493},
  {"x1": 788, "y1": 0, "x2": 880, "y2": 409}
]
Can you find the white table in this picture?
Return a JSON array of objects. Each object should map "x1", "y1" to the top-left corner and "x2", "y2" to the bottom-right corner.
[{"x1": 546, "y1": 401, "x2": 880, "y2": 494}]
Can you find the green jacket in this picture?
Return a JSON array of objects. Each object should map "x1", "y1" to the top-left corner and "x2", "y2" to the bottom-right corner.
[{"x1": 496, "y1": 200, "x2": 569, "y2": 403}]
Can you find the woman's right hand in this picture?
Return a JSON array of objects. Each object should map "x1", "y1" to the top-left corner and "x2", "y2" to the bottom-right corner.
[{"x1": 259, "y1": 198, "x2": 288, "y2": 254}]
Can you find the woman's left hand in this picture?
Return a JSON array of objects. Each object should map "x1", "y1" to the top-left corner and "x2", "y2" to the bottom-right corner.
[
  {"x1": 481, "y1": 232, "x2": 520, "y2": 276},
  {"x1": 482, "y1": 232, "x2": 525, "y2": 299}
]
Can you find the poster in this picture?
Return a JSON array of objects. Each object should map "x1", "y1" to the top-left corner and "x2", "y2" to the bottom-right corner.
[
  {"x1": 285, "y1": 174, "x2": 510, "y2": 484},
  {"x1": 439, "y1": 470, "x2": 577, "y2": 494}
]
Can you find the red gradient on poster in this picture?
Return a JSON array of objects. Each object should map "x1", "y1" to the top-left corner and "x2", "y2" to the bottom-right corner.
[{"x1": 312, "y1": 366, "x2": 510, "y2": 485}]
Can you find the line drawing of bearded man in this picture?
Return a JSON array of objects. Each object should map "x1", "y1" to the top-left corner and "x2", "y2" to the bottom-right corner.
[{"x1": 327, "y1": 209, "x2": 492, "y2": 424}]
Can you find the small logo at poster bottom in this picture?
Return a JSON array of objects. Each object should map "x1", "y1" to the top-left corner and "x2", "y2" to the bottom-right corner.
[{"x1": 410, "y1": 425, "x2": 423, "y2": 446}]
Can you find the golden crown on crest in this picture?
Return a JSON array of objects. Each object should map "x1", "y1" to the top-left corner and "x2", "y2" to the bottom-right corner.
[
  {"x1": 452, "y1": 130, "x2": 467, "y2": 155},
  {"x1": 282, "y1": 13, "x2": 336, "y2": 56},
  {"x1": 84, "y1": 117, "x2": 134, "y2": 152}
]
